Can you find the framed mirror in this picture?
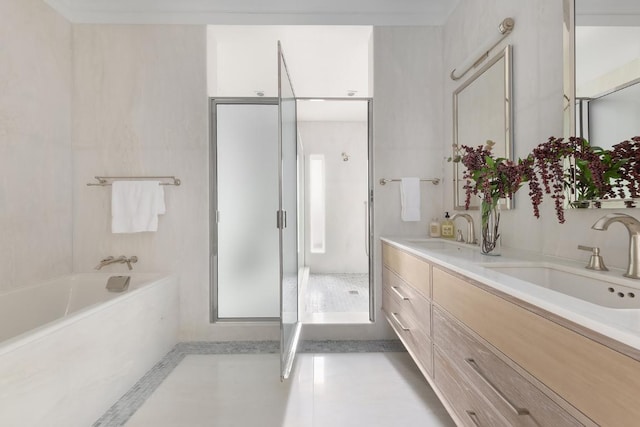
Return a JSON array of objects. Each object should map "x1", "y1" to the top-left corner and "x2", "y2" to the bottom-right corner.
[
  {"x1": 564, "y1": 0, "x2": 640, "y2": 208},
  {"x1": 453, "y1": 45, "x2": 513, "y2": 210}
]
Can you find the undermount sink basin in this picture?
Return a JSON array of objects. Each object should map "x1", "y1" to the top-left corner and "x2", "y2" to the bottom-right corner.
[{"x1": 487, "y1": 265, "x2": 640, "y2": 309}]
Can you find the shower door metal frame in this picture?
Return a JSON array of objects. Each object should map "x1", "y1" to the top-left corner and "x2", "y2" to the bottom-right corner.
[
  {"x1": 278, "y1": 41, "x2": 302, "y2": 380},
  {"x1": 209, "y1": 97, "x2": 281, "y2": 323}
]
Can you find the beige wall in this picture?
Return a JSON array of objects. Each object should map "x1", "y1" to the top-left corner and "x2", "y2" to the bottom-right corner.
[
  {"x1": 368, "y1": 26, "x2": 445, "y2": 340},
  {"x1": 71, "y1": 25, "x2": 212, "y2": 339},
  {"x1": 70, "y1": 25, "x2": 283, "y2": 341},
  {"x1": 442, "y1": 0, "x2": 631, "y2": 268},
  {"x1": 0, "y1": 0, "x2": 72, "y2": 292}
]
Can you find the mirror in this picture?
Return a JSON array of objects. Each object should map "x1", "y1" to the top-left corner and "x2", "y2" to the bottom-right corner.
[
  {"x1": 453, "y1": 45, "x2": 513, "y2": 210},
  {"x1": 564, "y1": 0, "x2": 640, "y2": 208}
]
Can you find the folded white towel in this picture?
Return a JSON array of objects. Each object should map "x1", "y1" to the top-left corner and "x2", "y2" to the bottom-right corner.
[
  {"x1": 400, "y1": 177, "x2": 421, "y2": 222},
  {"x1": 111, "y1": 181, "x2": 165, "y2": 233}
]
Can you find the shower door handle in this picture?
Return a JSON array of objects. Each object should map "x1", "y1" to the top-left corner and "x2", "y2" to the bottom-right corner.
[
  {"x1": 276, "y1": 210, "x2": 287, "y2": 229},
  {"x1": 364, "y1": 201, "x2": 369, "y2": 256}
]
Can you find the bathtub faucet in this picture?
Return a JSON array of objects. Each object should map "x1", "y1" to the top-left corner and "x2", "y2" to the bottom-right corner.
[{"x1": 95, "y1": 255, "x2": 138, "y2": 271}]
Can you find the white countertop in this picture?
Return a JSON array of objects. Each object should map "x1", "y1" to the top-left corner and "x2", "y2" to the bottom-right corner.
[{"x1": 381, "y1": 236, "x2": 640, "y2": 352}]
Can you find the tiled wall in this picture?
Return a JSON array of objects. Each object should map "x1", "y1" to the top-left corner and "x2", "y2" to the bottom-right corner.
[
  {"x1": 298, "y1": 121, "x2": 369, "y2": 274},
  {"x1": 0, "y1": 0, "x2": 72, "y2": 292},
  {"x1": 368, "y1": 26, "x2": 446, "y2": 340},
  {"x1": 71, "y1": 25, "x2": 214, "y2": 339},
  {"x1": 442, "y1": 0, "x2": 631, "y2": 268}
]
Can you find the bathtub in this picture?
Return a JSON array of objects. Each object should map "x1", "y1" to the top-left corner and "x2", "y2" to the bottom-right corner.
[{"x1": 0, "y1": 273, "x2": 178, "y2": 427}]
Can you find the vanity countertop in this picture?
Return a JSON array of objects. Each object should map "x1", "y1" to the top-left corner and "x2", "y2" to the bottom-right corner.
[{"x1": 381, "y1": 236, "x2": 640, "y2": 352}]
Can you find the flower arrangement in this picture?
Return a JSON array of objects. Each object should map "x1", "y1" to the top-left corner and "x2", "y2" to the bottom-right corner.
[
  {"x1": 608, "y1": 137, "x2": 640, "y2": 199},
  {"x1": 453, "y1": 136, "x2": 640, "y2": 223},
  {"x1": 451, "y1": 136, "x2": 640, "y2": 254}
]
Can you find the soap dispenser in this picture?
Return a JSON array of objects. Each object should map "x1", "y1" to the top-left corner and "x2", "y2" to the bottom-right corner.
[
  {"x1": 429, "y1": 217, "x2": 441, "y2": 238},
  {"x1": 441, "y1": 212, "x2": 455, "y2": 239}
]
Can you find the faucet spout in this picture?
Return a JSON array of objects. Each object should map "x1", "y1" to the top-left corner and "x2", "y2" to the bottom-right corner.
[
  {"x1": 592, "y1": 213, "x2": 640, "y2": 279},
  {"x1": 95, "y1": 256, "x2": 115, "y2": 270},
  {"x1": 450, "y1": 213, "x2": 477, "y2": 245},
  {"x1": 592, "y1": 213, "x2": 640, "y2": 234}
]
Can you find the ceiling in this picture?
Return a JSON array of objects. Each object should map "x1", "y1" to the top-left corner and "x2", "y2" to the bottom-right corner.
[
  {"x1": 43, "y1": 0, "x2": 460, "y2": 25},
  {"x1": 576, "y1": 0, "x2": 640, "y2": 25}
]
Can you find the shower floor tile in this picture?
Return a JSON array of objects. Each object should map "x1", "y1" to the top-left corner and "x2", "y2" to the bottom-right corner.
[{"x1": 305, "y1": 273, "x2": 369, "y2": 314}]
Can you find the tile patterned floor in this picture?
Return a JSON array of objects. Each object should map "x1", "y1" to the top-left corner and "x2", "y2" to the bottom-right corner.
[
  {"x1": 94, "y1": 341, "x2": 455, "y2": 427},
  {"x1": 305, "y1": 273, "x2": 369, "y2": 313}
]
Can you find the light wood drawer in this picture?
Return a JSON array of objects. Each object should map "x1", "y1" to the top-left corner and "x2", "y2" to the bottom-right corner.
[
  {"x1": 433, "y1": 266, "x2": 640, "y2": 426},
  {"x1": 383, "y1": 289, "x2": 433, "y2": 376},
  {"x1": 382, "y1": 267, "x2": 431, "y2": 335},
  {"x1": 434, "y1": 350, "x2": 510, "y2": 427},
  {"x1": 382, "y1": 243, "x2": 430, "y2": 298},
  {"x1": 433, "y1": 307, "x2": 581, "y2": 427}
]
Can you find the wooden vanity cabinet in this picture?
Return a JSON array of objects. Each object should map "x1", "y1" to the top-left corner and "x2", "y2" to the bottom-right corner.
[
  {"x1": 432, "y1": 265, "x2": 640, "y2": 427},
  {"x1": 381, "y1": 243, "x2": 433, "y2": 376},
  {"x1": 433, "y1": 307, "x2": 581, "y2": 427},
  {"x1": 382, "y1": 241, "x2": 640, "y2": 427}
]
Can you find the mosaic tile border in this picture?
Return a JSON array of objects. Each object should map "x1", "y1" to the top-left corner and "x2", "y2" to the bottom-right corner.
[{"x1": 93, "y1": 340, "x2": 404, "y2": 427}]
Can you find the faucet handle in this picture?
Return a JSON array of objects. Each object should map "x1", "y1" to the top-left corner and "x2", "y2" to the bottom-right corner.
[
  {"x1": 125, "y1": 256, "x2": 138, "y2": 270},
  {"x1": 578, "y1": 245, "x2": 608, "y2": 271}
]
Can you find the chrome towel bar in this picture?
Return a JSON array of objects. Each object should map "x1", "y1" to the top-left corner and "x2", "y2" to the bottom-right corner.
[
  {"x1": 87, "y1": 176, "x2": 181, "y2": 186},
  {"x1": 379, "y1": 178, "x2": 440, "y2": 186}
]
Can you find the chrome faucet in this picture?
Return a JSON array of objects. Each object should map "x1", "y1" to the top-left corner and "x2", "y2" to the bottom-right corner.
[
  {"x1": 451, "y1": 213, "x2": 477, "y2": 245},
  {"x1": 95, "y1": 255, "x2": 138, "y2": 271},
  {"x1": 592, "y1": 213, "x2": 640, "y2": 279}
]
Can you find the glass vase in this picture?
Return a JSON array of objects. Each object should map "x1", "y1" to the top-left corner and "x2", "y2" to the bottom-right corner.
[{"x1": 481, "y1": 203, "x2": 501, "y2": 256}]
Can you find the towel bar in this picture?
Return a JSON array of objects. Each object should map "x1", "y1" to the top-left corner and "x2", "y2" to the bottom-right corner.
[
  {"x1": 87, "y1": 176, "x2": 181, "y2": 186},
  {"x1": 379, "y1": 178, "x2": 440, "y2": 186}
]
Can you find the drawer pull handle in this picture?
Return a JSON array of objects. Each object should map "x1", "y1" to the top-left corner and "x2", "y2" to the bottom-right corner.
[
  {"x1": 466, "y1": 410, "x2": 482, "y2": 426},
  {"x1": 390, "y1": 312, "x2": 410, "y2": 331},
  {"x1": 390, "y1": 286, "x2": 410, "y2": 300},
  {"x1": 465, "y1": 358, "x2": 530, "y2": 416}
]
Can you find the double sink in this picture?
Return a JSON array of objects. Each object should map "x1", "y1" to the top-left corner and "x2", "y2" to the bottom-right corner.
[{"x1": 403, "y1": 238, "x2": 640, "y2": 310}]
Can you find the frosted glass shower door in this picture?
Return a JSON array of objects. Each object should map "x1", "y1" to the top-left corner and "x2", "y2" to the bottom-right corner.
[
  {"x1": 215, "y1": 102, "x2": 280, "y2": 319},
  {"x1": 278, "y1": 42, "x2": 301, "y2": 380}
]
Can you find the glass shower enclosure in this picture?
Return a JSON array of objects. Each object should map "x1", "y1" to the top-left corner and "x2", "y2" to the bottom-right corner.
[
  {"x1": 210, "y1": 42, "x2": 301, "y2": 380},
  {"x1": 278, "y1": 42, "x2": 301, "y2": 380}
]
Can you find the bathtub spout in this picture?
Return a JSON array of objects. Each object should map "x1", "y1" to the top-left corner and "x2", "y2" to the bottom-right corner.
[
  {"x1": 95, "y1": 255, "x2": 138, "y2": 270},
  {"x1": 95, "y1": 256, "x2": 115, "y2": 269}
]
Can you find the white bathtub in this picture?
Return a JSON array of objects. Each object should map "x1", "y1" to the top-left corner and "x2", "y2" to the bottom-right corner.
[{"x1": 0, "y1": 273, "x2": 178, "y2": 427}]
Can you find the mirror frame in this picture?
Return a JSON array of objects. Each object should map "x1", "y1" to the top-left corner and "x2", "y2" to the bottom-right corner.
[
  {"x1": 453, "y1": 45, "x2": 514, "y2": 211},
  {"x1": 563, "y1": 0, "x2": 640, "y2": 209},
  {"x1": 563, "y1": 0, "x2": 575, "y2": 141}
]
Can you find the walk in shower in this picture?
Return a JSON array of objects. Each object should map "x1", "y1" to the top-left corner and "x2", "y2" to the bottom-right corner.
[
  {"x1": 209, "y1": 32, "x2": 373, "y2": 377},
  {"x1": 210, "y1": 44, "x2": 302, "y2": 378},
  {"x1": 298, "y1": 99, "x2": 373, "y2": 324}
]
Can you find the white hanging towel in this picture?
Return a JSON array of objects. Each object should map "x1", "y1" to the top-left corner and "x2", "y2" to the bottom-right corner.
[
  {"x1": 111, "y1": 181, "x2": 165, "y2": 233},
  {"x1": 400, "y1": 177, "x2": 421, "y2": 222}
]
